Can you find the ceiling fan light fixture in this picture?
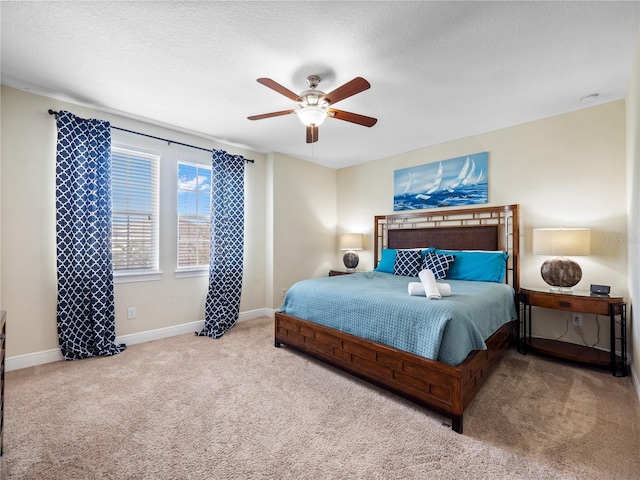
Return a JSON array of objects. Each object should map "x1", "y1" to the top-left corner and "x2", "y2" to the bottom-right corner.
[{"x1": 297, "y1": 106, "x2": 327, "y2": 126}]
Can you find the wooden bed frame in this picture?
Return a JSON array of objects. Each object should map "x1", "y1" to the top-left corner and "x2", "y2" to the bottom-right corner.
[{"x1": 275, "y1": 204, "x2": 520, "y2": 433}]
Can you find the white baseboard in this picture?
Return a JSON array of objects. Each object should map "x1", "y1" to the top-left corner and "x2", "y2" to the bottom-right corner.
[
  {"x1": 5, "y1": 308, "x2": 273, "y2": 372},
  {"x1": 6, "y1": 348, "x2": 64, "y2": 372}
]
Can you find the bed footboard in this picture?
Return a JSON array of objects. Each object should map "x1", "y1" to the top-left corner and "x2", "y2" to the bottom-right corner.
[{"x1": 274, "y1": 311, "x2": 516, "y2": 433}]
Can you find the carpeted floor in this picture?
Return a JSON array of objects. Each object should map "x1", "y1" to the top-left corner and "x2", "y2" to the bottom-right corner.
[{"x1": 1, "y1": 317, "x2": 638, "y2": 479}]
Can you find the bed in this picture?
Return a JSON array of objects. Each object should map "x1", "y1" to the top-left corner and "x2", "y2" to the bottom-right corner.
[{"x1": 274, "y1": 204, "x2": 520, "y2": 433}]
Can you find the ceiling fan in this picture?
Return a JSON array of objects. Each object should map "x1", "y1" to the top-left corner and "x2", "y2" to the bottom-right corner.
[{"x1": 248, "y1": 75, "x2": 377, "y2": 143}]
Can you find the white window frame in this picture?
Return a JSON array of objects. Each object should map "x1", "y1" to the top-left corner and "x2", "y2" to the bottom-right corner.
[
  {"x1": 176, "y1": 159, "x2": 211, "y2": 276},
  {"x1": 111, "y1": 145, "x2": 161, "y2": 283}
]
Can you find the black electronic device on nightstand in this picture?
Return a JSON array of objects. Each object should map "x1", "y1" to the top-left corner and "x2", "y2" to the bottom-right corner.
[{"x1": 590, "y1": 284, "x2": 611, "y2": 297}]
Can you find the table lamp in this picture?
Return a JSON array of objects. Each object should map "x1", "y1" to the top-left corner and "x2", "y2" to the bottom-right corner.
[
  {"x1": 339, "y1": 233, "x2": 363, "y2": 271},
  {"x1": 533, "y1": 227, "x2": 590, "y2": 293}
]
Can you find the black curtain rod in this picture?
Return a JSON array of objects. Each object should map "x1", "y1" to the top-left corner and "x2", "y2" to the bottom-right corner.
[{"x1": 47, "y1": 109, "x2": 254, "y2": 163}]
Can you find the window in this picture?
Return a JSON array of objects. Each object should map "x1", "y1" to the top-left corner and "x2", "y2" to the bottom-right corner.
[
  {"x1": 111, "y1": 146, "x2": 159, "y2": 274},
  {"x1": 177, "y1": 161, "x2": 211, "y2": 268}
]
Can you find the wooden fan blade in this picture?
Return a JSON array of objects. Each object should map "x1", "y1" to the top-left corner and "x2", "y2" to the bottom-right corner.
[
  {"x1": 328, "y1": 109, "x2": 377, "y2": 127},
  {"x1": 322, "y1": 77, "x2": 371, "y2": 105},
  {"x1": 247, "y1": 109, "x2": 295, "y2": 121},
  {"x1": 306, "y1": 125, "x2": 319, "y2": 143},
  {"x1": 257, "y1": 78, "x2": 301, "y2": 102}
]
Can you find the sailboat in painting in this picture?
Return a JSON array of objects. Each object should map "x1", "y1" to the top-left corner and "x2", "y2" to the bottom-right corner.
[
  {"x1": 402, "y1": 172, "x2": 414, "y2": 195},
  {"x1": 393, "y1": 152, "x2": 489, "y2": 211},
  {"x1": 446, "y1": 157, "x2": 471, "y2": 192},
  {"x1": 392, "y1": 172, "x2": 414, "y2": 209},
  {"x1": 415, "y1": 162, "x2": 443, "y2": 200}
]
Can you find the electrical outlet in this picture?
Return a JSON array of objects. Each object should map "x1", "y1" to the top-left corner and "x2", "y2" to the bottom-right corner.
[
  {"x1": 127, "y1": 307, "x2": 136, "y2": 319},
  {"x1": 572, "y1": 313, "x2": 583, "y2": 327},
  {"x1": 281, "y1": 288, "x2": 287, "y2": 297}
]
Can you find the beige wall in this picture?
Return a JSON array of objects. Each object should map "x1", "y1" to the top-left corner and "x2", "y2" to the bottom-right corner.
[
  {"x1": 0, "y1": 86, "x2": 269, "y2": 357},
  {"x1": 337, "y1": 101, "x2": 628, "y2": 350},
  {"x1": 625, "y1": 33, "x2": 639, "y2": 389},
  {"x1": 268, "y1": 152, "x2": 337, "y2": 308}
]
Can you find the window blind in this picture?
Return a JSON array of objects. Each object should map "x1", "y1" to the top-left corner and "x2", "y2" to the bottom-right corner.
[{"x1": 111, "y1": 147, "x2": 159, "y2": 271}]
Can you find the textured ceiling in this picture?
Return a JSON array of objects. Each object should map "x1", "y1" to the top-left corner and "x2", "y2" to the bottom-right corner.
[{"x1": 2, "y1": 1, "x2": 639, "y2": 168}]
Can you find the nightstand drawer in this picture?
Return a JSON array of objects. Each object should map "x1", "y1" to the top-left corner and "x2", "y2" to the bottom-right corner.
[{"x1": 523, "y1": 289, "x2": 621, "y2": 315}]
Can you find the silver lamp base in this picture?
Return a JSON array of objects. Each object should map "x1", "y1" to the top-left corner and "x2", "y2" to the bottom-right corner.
[
  {"x1": 540, "y1": 257, "x2": 582, "y2": 293},
  {"x1": 343, "y1": 251, "x2": 359, "y2": 271}
]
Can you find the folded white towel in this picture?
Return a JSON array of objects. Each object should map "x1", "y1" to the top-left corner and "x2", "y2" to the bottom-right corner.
[
  {"x1": 419, "y1": 269, "x2": 441, "y2": 299},
  {"x1": 408, "y1": 278, "x2": 452, "y2": 298},
  {"x1": 408, "y1": 282, "x2": 426, "y2": 296},
  {"x1": 435, "y1": 282, "x2": 451, "y2": 297}
]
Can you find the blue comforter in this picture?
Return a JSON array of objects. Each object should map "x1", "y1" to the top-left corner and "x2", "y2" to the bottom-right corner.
[{"x1": 279, "y1": 271, "x2": 517, "y2": 366}]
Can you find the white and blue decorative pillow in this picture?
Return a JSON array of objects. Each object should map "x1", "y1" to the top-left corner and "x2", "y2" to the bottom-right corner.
[
  {"x1": 394, "y1": 249, "x2": 423, "y2": 277},
  {"x1": 421, "y1": 251, "x2": 455, "y2": 279}
]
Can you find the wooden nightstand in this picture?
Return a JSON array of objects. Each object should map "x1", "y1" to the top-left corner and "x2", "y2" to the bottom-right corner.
[
  {"x1": 519, "y1": 287, "x2": 627, "y2": 376},
  {"x1": 328, "y1": 269, "x2": 355, "y2": 276}
]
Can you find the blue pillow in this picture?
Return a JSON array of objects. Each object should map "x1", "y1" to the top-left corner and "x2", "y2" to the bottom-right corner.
[
  {"x1": 421, "y1": 251, "x2": 455, "y2": 279},
  {"x1": 434, "y1": 249, "x2": 508, "y2": 283},
  {"x1": 394, "y1": 249, "x2": 422, "y2": 277},
  {"x1": 375, "y1": 249, "x2": 397, "y2": 273}
]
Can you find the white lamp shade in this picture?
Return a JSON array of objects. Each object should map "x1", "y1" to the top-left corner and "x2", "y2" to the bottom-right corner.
[
  {"x1": 533, "y1": 228, "x2": 591, "y2": 256},
  {"x1": 297, "y1": 106, "x2": 327, "y2": 126},
  {"x1": 339, "y1": 233, "x2": 363, "y2": 251}
]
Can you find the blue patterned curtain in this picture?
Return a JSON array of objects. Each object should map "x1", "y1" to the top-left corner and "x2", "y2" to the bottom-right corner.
[
  {"x1": 197, "y1": 150, "x2": 245, "y2": 338},
  {"x1": 55, "y1": 110, "x2": 126, "y2": 360}
]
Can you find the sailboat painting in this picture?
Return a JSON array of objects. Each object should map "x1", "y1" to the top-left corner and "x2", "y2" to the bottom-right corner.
[{"x1": 393, "y1": 152, "x2": 488, "y2": 211}]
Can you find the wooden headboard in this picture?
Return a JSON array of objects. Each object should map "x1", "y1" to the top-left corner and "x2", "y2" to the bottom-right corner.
[{"x1": 374, "y1": 204, "x2": 520, "y2": 292}]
